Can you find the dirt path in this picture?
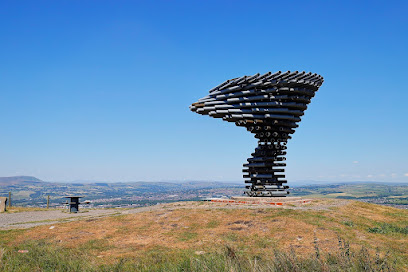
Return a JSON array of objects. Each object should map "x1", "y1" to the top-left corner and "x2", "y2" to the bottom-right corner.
[
  {"x1": 0, "y1": 209, "x2": 119, "y2": 229},
  {"x1": 0, "y1": 204, "x2": 176, "y2": 229}
]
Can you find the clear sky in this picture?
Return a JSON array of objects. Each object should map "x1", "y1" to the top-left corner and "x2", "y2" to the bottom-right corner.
[{"x1": 1, "y1": 0, "x2": 407, "y2": 183}]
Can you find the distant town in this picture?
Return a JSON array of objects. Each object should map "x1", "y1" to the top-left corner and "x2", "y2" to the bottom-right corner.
[
  {"x1": 0, "y1": 176, "x2": 243, "y2": 208},
  {"x1": 1, "y1": 176, "x2": 407, "y2": 209}
]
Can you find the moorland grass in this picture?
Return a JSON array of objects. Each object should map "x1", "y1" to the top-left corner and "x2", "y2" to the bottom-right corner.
[
  {"x1": 1, "y1": 200, "x2": 406, "y2": 271},
  {"x1": 0, "y1": 239, "x2": 398, "y2": 272},
  {"x1": 368, "y1": 223, "x2": 408, "y2": 235}
]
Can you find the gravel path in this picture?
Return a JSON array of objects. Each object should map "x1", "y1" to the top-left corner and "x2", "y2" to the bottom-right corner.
[
  {"x1": 0, "y1": 209, "x2": 119, "y2": 229},
  {"x1": 0, "y1": 205, "x2": 177, "y2": 229}
]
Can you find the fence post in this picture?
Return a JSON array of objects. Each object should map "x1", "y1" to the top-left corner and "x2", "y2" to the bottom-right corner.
[
  {"x1": 8, "y1": 192, "x2": 11, "y2": 208},
  {"x1": 47, "y1": 195, "x2": 50, "y2": 209}
]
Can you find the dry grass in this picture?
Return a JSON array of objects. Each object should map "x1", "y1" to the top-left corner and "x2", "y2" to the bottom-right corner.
[{"x1": 1, "y1": 199, "x2": 407, "y2": 270}]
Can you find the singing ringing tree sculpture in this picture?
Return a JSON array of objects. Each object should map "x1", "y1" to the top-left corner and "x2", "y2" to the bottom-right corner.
[{"x1": 190, "y1": 71, "x2": 324, "y2": 197}]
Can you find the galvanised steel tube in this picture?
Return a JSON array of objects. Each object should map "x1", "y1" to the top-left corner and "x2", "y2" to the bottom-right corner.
[{"x1": 190, "y1": 71, "x2": 323, "y2": 197}]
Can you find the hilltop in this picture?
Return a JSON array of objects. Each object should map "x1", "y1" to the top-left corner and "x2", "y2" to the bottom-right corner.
[
  {"x1": 0, "y1": 199, "x2": 407, "y2": 271},
  {"x1": 0, "y1": 176, "x2": 44, "y2": 186}
]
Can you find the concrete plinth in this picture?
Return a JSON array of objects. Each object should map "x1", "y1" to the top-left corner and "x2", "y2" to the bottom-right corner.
[
  {"x1": 209, "y1": 196, "x2": 311, "y2": 206},
  {"x1": 0, "y1": 197, "x2": 8, "y2": 212},
  {"x1": 231, "y1": 196, "x2": 301, "y2": 202}
]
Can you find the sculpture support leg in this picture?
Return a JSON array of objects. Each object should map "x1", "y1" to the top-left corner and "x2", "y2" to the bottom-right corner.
[{"x1": 243, "y1": 128, "x2": 290, "y2": 197}]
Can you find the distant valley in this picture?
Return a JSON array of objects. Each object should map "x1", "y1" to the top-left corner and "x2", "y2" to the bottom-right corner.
[
  {"x1": 1, "y1": 176, "x2": 407, "y2": 209},
  {"x1": 0, "y1": 176, "x2": 242, "y2": 208}
]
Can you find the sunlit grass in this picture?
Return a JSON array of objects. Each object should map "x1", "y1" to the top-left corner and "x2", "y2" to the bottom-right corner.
[
  {"x1": 0, "y1": 200, "x2": 407, "y2": 271},
  {"x1": 0, "y1": 239, "x2": 399, "y2": 272}
]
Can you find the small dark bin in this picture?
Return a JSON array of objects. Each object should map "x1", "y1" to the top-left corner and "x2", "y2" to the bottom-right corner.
[{"x1": 64, "y1": 196, "x2": 85, "y2": 213}]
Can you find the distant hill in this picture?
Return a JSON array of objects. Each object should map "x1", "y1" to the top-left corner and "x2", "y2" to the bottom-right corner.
[{"x1": 0, "y1": 176, "x2": 44, "y2": 185}]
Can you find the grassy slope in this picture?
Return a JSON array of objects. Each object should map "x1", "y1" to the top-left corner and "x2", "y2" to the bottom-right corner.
[{"x1": 0, "y1": 199, "x2": 407, "y2": 271}]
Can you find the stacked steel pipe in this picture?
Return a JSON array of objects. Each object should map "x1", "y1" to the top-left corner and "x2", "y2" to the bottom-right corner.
[{"x1": 190, "y1": 71, "x2": 324, "y2": 197}]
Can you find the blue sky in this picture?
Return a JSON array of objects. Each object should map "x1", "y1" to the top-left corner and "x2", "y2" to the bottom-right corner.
[{"x1": 1, "y1": 0, "x2": 407, "y2": 183}]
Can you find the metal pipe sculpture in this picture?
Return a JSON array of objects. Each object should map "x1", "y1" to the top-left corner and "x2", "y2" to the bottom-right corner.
[{"x1": 190, "y1": 71, "x2": 324, "y2": 197}]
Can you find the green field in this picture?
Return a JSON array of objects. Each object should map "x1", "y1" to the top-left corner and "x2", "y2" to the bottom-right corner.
[{"x1": 291, "y1": 183, "x2": 408, "y2": 207}]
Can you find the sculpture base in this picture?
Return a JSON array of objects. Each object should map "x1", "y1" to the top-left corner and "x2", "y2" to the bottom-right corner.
[
  {"x1": 208, "y1": 196, "x2": 311, "y2": 206},
  {"x1": 244, "y1": 189, "x2": 289, "y2": 197}
]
